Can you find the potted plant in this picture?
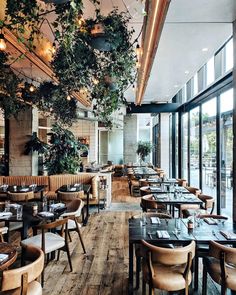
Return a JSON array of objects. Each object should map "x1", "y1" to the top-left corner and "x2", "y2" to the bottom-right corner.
[{"x1": 136, "y1": 141, "x2": 154, "y2": 164}]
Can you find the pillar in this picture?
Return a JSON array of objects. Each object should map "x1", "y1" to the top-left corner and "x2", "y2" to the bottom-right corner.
[{"x1": 123, "y1": 114, "x2": 138, "y2": 163}]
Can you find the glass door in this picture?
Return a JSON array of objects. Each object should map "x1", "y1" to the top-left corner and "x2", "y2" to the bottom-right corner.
[
  {"x1": 220, "y1": 88, "x2": 233, "y2": 217},
  {"x1": 202, "y1": 98, "x2": 217, "y2": 201},
  {"x1": 182, "y1": 113, "x2": 188, "y2": 181},
  {"x1": 189, "y1": 107, "x2": 200, "y2": 187}
]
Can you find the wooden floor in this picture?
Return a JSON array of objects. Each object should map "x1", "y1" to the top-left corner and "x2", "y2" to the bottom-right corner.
[{"x1": 42, "y1": 177, "x2": 224, "y2": 295}]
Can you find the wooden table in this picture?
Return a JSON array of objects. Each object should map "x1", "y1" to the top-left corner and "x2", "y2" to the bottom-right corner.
[
  {"x1": 140, "y1": 186, "x2": 190, "y2": 196},
  {"x1": 56, "y1": 184, "x2": 91, "y2": 225},
  {"x1": 0, "y1": 242, "x2": 17, "y2": 270},
  {"x1": 132, "y1": 167, "x2": 158, "y2": 178},
  {"x1": 128, "y1": 217, "x2": 236, "y2": 294}
]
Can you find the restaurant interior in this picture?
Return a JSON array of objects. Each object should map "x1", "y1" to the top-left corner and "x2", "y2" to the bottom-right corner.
[{"x1": 0, "y1": 0, "x2": 235, "y2": 294}]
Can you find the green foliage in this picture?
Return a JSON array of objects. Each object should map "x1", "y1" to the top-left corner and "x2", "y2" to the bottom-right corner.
[
  {"x1": 44, "y1": 124, "x2": 82, "y2": 175},
  {"x1": 24, "y1": 132, "x2": 49, "y2": 155},
  {"x1": 136, "y1": 141, "x2": 154, "y2": 162}
]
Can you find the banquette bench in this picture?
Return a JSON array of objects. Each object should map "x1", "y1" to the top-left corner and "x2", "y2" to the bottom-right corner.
[{"x1": 0, "y1": 172, "x2": 112, "y2": 207}]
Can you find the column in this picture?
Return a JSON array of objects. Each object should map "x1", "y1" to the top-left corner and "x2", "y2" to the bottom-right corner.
[
  {"x1": 123, "y1": 114, "x2": 138, "y2": 163},
  {"x1": 160, "y1": 113, "x2": 170, "y2": 176}
]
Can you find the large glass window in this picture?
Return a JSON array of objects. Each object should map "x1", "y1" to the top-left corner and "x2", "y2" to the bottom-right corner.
[
  {"x1": 206, "y1": 57, "x2": 215, "y2": 86},
  {"x1": 220, "y1": 89, "x2": 233, "y2": 217},
  {"x1": 189, "y1": 107, "x2": 200, "y2": 187},
  {"x1": 202, "y1": 98, "x2": 217, "y2": 202},
  {"x1": 182, "y1": 113, "x2": 188, "y2": 181},
  {"x1": 175, "y1": 113, "x2": 179, "y2": 177},
  {"x1": 225, "y1": 39, "x2": 233, "y2": 72}
]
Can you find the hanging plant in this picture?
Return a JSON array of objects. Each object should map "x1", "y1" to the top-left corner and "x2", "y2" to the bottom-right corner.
[
  {"x1": 0, "y1": 52, "x2": 25, "y2": 118},
  {"x1": 24, "y1": 132, "x2": 49, "y2": 155}
]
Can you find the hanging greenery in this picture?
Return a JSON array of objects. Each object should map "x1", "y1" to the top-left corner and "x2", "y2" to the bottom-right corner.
[
  {"x1": 0, "y1": 52, "x2": 25, "y2": 118},
  {"x1": 3, "y1": 2, "x2": 136, "y2": 128}
]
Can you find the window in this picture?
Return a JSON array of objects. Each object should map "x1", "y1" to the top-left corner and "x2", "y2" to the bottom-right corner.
[
  {"x1": 206, "y1": 57, "x2": 215, "y2": 86},
  {"x1": 175, "y1": 113, "x2": 179, "y2": 177},
  {"x1": 202, "y1": 98, "x2": 217, "y2": 203},
  {"x1": 182, "y1": 113, "x2": 188, "y2": 181},
  {"x1": 193, "y1": 73, "x2": 198, "y2": 96},
  {"x1": 225, "y1": 39, "x2": 233, "y2": 72},
  {"x1": 189, "y1": 107, "x2": 200, "y2": 187},
  {"x1": 220, "y1": 88, "x2": 233, "y2": 217}
]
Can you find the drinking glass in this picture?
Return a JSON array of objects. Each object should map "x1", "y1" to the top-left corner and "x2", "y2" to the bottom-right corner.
[
  {"x1": 21, "y1": 182, "x2": 26, "y2": 188},
  {"x1": 175, "y1": 218, "x2": 181, "y2": 234},
  {"x1": 4, "y1": 200, "x2": 10, "y2": 212},
  {"x1": 17, "y1": 205, "x2": 23, "y2": 219}
]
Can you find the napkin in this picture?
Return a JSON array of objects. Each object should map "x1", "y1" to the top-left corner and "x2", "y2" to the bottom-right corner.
[
  {"x1": 150, "y1": 187, "x2": 161, "y2": 191},
  {"x1": 50, "y1": 203, "x2": 65, "y2": 209},
  {"x1": 74, "y1": 183, "x2": 81, "y2": 187},
  {"x1": 204, "y1": 218, "x2": 218, "y2": 225},
  {"x1": 20, "y1": 188, "x2": 29, "y2": 192},
  {"x1": 0, "y1": 254, "x2": 8, "y2": 262},
  {"x1": 156, "y1": 230, "x2": 170, "y2": 239},
  {"x1": 69, "y1": 187, "x2": 76, "y2": 192},
  {"x1": 38, "y1": 212, "x2": 54, "y2": 217},
  {"x1": 220, "y1": 230, "x2": 236, "y2": 240},
  {"x1": 150, "y1": 217, "x2": 161, "y2": 224},
  {"x1": 0, "y1": 212, "x2": 12, "y2": 218}
]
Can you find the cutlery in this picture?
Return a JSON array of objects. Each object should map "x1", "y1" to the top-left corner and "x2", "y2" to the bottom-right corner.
[
  {"x1": 212, "y1": 230, "x2": 219, "y2": 240},
  {"x1": 172, "y1": 231, "x2": 179, "y2": 239},
  {"x1": 147, "y1": 231, "x2": 153, "y2": 239}
]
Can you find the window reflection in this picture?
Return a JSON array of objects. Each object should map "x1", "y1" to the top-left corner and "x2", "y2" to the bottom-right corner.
[
  {"x1": 190, "y1": 107, "x2": 199, "y2": 187},
  {"x1": 182, "y1": 113, "x2": 188, "y2": 181}
]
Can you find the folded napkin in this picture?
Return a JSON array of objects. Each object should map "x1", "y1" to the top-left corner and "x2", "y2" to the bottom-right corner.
[
  {"x1": 0, "y1": 212, "x2": 12, "y2": 218},
  {"x1": 156, "y1": 230, "x2": 170, "y2": 239},
  {"x1": 204, "y1": 218, "x2": 218, "y2": 225},
  {"x1": 150, "y1": 187, "x2": 161, "y2": 191},
  {"x1": 151, "y1": 217, "x2": 161, "y2": 224},
  {"x1": 38, "y1": 211, "x2": 54, "y2": 217},
  {"x1": 74, "y1": 183, "x2": 81, "y2": 187},
  {"x1": 68, "y1": 187, "x2": 76, "y2": 192},
  {"x1": 0, "y1": 254, "x2": 8, "y2": 262},
  {"x1": 50, "y1": 203, "x2": 65, "y2": 209},
  {"x1": 220, "y1": 230, "x2": 236, "y2": 240},
  {"x1": 20, "y1": 188, "x2": 29, "y2": 192}
]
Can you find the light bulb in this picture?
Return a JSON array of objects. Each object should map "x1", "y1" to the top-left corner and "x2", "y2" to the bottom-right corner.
[
  {"x1": 93, "y1": 78, "x2": 99, "y2": 85},
  {"x1": 0, "y1": 34, "x2": 6, "y2": 51},
  {"x1": 29, "y1": 84, "x2": 35, "y2": 92},
  {"x1": 66, "y1": 95, "x2": 71, "y2": 101}
]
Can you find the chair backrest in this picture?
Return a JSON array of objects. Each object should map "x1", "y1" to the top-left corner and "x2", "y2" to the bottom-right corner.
[
  {"x1": 57, "y1": 191, "x2": 84, "y2": 202},
  {"x1": 186, "y1": 186, "x2": 201, "y2": 196},
  {"x1": 142, "y1": 240, "x2": 195, "y2": 265},
  {"x1": 140, "y1": 195, "x2": 163, "y2": 210},
  {"x1": 209, "y1": 240, "x2": 236, "y2": 265},
  {"x1": 177, "y1": 179, "x2": 187, "y2": 187},
  {"x1": 1, "y1": 245, "x2": 44, "y2": 293},
  {"x1": 8, "y1": 191, "x2": 34, "y2": 202},
  {"x1": 62, "y1": 199, "x2": 84, "y2": 217},
  {"x1": 198, "y1": 194, "x2": 215, "y2": 212}
]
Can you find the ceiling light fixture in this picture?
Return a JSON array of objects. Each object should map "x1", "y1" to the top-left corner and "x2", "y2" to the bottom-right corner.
[
  {"x1": 184, "y1": 70, "x2": 189, "y2": 74},
  {"x1": 0, "y1": 30, "x2": 7, "y2": 51},
  {"x1": 202, "y1": 47, "x2": 208, "y2": 52},
  {"x1": 174, "y1": 84, "x2": 179, "y2": 88}
]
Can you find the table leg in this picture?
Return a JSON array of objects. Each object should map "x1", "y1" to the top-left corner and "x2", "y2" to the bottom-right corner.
[
  {"x1": 128, "y1": 241, "x2": 134, "y2": 295},
  {"x1": 83, "y1": 191, "x2": 90, "y2": 225}
]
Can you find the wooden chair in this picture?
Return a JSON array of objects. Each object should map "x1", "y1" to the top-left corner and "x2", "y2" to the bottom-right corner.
[
  {"x1": 7, "y1": 191, "x2": 34, "y2": 202},
  {"x1": 177, "y1": 178, "x2": 187, "y2": 187},
  {"x1": 59, "y1": 199, "x2": 86, "y2": 254},
  {"x1": 182, "y1": 194, "x2": 215, "y2": 218},
  {"x1": 141, "y1": 240, "x2": 195, "y2": 295},
  {"x1": 0, "y1": 245, "x2": 44, "y2": 295},
  {"x1": 140, "y1": 195, "x2": 166, "y2": 212},
  {"x1": 0, "y1": 226, "x2": 8, "y2": 242},
  {"x1": 202, "y1": 241, "x2": 236, "y2": 295},
  {"x1": 21, "y1": 218, "x2": 72, "y2": 285},
  {"x1": 131, "y1": 212, "x2": 172, "y2": 290}
]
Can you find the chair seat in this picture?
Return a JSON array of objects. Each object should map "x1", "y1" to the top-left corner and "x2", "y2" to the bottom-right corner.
[
  {"x1": 21, "y1": 233, "x2": 65, "y2": 254},
  {"x1": 9, "y1": 222, "x2": 23, "y2": 231},
  {"x1": 4, "y1": 280, "x2": 42, "y2": 295},
  {"x1": 143, "y1": 263, "x2": 192, "y2": 291},
  {"x1": 204, "y1": 257, "x2": 236, "y2": 290}
]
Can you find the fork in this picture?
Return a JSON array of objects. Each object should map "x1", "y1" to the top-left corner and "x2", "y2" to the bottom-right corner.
[{"x1": 147, "y1": 231, "x2": 153, "y2": 239}]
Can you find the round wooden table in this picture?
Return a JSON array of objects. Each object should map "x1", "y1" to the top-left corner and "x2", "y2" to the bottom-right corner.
[{"x1": 0, "y1": 243, "x2": 17, "y2": 271}]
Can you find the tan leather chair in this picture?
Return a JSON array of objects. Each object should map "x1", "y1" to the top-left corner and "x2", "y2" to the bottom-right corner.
[
  {"x1": 141, "y1": 240, "x2": 195, "y2": 295},
  {"x1": 7, "y1": 191, "x2": 34, "y2": 202},
  {"x1": 178, "y1": 186, "x2": 201, "y2": 217},
  {"x1": 177, "y1": 178, "x2": 187, "y2": 187},
  {"x1": 182, "y1": 194, "x2": 215, "y2": 218},
  {"x1": 131, "y1": 212, "x2": 172, "y2": 290},
  {"x1": 140, "y1": 195, "x2": 166, "y2": 212},
  {"x1": 202, "y1": 241, "x2": 236, "y2": 295},
  {"x1": 57, "y1": 190, "x2": 84, "y2": 202},
  {"x1": 0, "y1": 245, "x2": 44, "y2": 295}
]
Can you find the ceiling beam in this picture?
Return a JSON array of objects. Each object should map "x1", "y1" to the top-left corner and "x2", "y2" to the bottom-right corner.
[
  {"x1": 127, "y1": 103, "x2": 180, "y2": 114},
  {"x1": 135, "y1": 0, "x2": 171, "y2": 105}
]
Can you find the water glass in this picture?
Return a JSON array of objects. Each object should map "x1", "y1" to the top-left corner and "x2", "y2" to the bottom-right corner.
[
  {"x1": 17, "y1": 205, "x2": 23, "y2": 219},
  {"x1": 4, "y1": 200, "x2": 10, "y2": 212},
  {"x1": 175, "y1": 218, "x2": 181, "y2": 234},
  {"x1": 21, "y1": 182, "x2": 26, "y2": 188}
]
